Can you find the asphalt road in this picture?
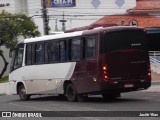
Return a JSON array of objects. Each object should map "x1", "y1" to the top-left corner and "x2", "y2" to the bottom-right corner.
[{"x1": 0, "y1": 84, "x2": 160, "y2": 120}]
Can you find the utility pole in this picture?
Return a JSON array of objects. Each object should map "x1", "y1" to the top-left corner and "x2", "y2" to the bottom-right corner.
[
  {"x1": 59, "y1": 12, "x2": 67, "y2": 31},
  {"x1": 55, "y1": 19, "x2": 58, "y2": 31},
  {"x1": 42, "y1": 0, "x2": 49, "y2": 35}
]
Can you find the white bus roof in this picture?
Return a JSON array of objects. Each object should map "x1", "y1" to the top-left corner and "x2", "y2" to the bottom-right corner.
[
  {"x1": 24, "y1": 26, "x2": 144, "y2": 44},
  {"x1": 24, "y1": 31, "x2": 83, "y2": 43}
]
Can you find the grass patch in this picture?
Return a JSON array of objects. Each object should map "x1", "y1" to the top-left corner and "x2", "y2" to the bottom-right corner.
[
  {"x1": 0, "y1": 93, "x2": 6, "y2": 96},
  {"x1": 0, "y1": 76, "x2": 9, "y2": 83}
]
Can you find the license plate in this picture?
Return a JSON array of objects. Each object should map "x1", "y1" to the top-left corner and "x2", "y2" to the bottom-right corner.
[{"x1": 124, "y1": 84, "x2": 134, "y2": 88}]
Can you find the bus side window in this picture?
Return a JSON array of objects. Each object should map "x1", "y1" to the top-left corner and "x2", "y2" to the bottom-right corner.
[
  {"x1": 26, "y1": 44, "x2": 32, "y2": 65},
  {"x1": 50, "y1": 41, "x2": 59, "y2": 62},
  {"x1": 60, "y1": 40, "x2": 67, "y2": 62},
  {"x1": 31, "y1": 44, "x2": 35, "y2": 64},
  {"x1": 86, "y1": 36, "x2": 96, "y2": 59},
  {"x1": 71, "y1": 38, "x2": 82, "y2": 61},
  {"x1": 44, "y1": 42, "x2": 49, "y2": 63},
  {"x1": 67, "y1": 39, "x2": 72, "y2": 61},
  {"x1": 35, "y1": 43, "x2": 44, "y2": 64}
]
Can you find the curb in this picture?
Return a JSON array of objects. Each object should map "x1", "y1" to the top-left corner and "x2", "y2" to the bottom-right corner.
[
  {"x1": 152, "y1": 80, "x2": 160, "y2": 82},
  {"x1": 0, "y1": 82, "x2": 11, "y2": 95}
]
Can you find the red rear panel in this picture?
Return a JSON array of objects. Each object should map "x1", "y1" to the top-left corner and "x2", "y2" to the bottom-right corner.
[
  {"x1": 107, "y1": 49, "x2": 148, "y2": 80},
  {"x1": 100, "y1": 28, "x2": 151, "y2": 92}
]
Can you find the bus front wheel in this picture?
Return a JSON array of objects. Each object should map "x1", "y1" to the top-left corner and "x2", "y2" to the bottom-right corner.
[
  {"x1": 66, "y1": 84, "x2": 77, "y2": 102},
  {"x1": 18, "y1": 84, "x2": 30, "y2": 101}
]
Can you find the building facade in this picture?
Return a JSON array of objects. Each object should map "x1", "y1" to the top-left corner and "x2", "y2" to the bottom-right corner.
[
  {"x1": 1, "y1": 0, "x2": 137, "y2": 35},
  {"x1": 88, "y1": 0, "x2": 160, "y2": 51},
  {"x1": 0, "y1": 0, "x2": 137, "y2": 76}
]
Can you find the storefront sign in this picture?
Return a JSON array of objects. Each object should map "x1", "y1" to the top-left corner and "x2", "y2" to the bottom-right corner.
[
  {"x1": 47, "y1": 0, "x2": 76, "y2": 7},
  {"x1": 130, "y1": 20, "x2": 138, "y2": 26}
]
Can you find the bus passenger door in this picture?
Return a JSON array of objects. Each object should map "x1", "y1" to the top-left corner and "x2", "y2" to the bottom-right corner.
[{"x1": 72, "y1": 35, "x2": 100, "y2": 94}]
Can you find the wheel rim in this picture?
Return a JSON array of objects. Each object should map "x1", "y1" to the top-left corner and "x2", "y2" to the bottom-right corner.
[
  {"x1": 19, "y1": 87, "x2": 26, "y2": 99},
  {"x1": 66, "y1": 84, "x2": 77, "y2": 101},
  {"x1": 68, "y1": 87, "x2": 74, "y2": 98}
]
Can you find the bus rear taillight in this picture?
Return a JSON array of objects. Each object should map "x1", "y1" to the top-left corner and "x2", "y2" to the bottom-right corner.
[
  {"x1": 102, "y1": 65, "x2": 109, "y2": 80},
  {"x1": 148, "y1": 71, "x2": 151, "y2": 77},
  {"x1": 148, "y1": 63, "x2": 151, "y2": 78}
]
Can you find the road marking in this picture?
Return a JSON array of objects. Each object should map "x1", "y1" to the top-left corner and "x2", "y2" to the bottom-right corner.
[
  {"x1": 9, "y1": 103, "x2": 50, "y2": 111},
  {"x1": 9, "y1": 102, "x2": 109, "y2": 120},
  {"x1": 9, "y1": 103, "x2": 103, "y2": 120}
]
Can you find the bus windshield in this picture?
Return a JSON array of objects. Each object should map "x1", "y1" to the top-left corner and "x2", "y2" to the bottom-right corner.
[{"x1": 10, "y1": 44, "x2": 24, "y2": 72}]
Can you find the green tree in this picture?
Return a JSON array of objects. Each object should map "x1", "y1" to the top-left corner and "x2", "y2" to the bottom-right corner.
[{"x1": 0, "y1": 10, "x2": 40, "y2": 79}]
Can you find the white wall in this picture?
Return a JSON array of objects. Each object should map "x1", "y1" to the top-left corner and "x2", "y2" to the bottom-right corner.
[
  {"x1": 0, "y1": 0, "x2": 16, "y2": 13},
  {"x1": 1, "y1": 0, "x2": 136, "y2": 35},
  {"x1": 26, "y1": 0, "x2": 44, "y2": 35},
  {"x1": 15, "y1": 0, "x2": 27, "y2": 13},
  {"x1": 0, "y1": 0, "x2": 136, "y2": 76},
  {"x1": 49, "y1": 0, "x2": 136, "y2": 31},
  {"x1": 26, "y1": 0, "x2": 136, "y2": 34}
]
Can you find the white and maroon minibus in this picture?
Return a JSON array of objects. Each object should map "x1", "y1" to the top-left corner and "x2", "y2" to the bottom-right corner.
[{"x1": 9, "y1": 26, "x2": 151, "y2": 101}]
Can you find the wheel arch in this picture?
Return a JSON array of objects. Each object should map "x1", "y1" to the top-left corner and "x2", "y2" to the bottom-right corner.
[
  {"x1": 16, "y1": 82, "x2": 25, "y2": 94},
  {"x1": 63, "y1": 80, "x2": 73, "y2": 94}
]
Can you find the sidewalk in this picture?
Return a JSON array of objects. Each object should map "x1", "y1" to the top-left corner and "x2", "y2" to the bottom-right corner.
[
  {"x1": 145, "y1": 80, "x2": 160, "y2": 92},
  {"x1": 0, "y1": 82, "x2": 11, "y2": 95},
  {"x1": 144, "y1": 85, "x2": 160, "y2": 92},
  {"x1": 0, "y1": 81, "x2": 160, "y2": 95}
]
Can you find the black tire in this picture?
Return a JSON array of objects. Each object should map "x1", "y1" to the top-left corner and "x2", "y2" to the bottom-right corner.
[
  {"x1": 58, "y1": 94, "x2": 65, "y2": 99},
  {"x1": 66, "y1": 84, "x2": 77, "y2": 102},
  {"x1": 77, "y1": 95, "x2": 88, "y2": 102},
  {"x1": 18, "y1": 84, "x2": 30, "y2": 101},
  {"x1": 102, "y1": 93, "x2": 121, "y2": 100}
]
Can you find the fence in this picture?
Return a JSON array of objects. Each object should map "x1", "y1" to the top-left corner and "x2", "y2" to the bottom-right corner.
[{"x1": 149, "y1": 51, "x2": 160, "y2": 74}]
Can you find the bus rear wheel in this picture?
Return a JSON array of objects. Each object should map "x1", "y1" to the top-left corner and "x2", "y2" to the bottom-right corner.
[
  {"x1": 18, "y1": 84, "x2": 30, "y2": 101},
  {"x1": 66, "y1": 84, "x2": 77, "y2": 102}
]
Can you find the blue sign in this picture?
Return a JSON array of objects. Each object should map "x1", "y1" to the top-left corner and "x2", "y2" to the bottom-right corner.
[
  {"x1": 91, "y1": 0, "x2": 101, "y2": 8},
  {"x1": 115, "y1": 0, "x2": 125, "y2": 8},
  {"x1": 47, "y1": 0, "x2": 76, "y2": 7}
]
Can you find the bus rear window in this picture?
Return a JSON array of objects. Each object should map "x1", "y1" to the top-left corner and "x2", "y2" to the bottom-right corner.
[{"x1": 105, "y1": 30, "x2": 147, "y2": 52}]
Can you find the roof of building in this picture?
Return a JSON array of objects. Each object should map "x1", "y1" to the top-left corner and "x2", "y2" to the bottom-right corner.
[
  {"x1": 90, "y1": 15, "x2": 160, "y2": 28},
  {"x1": 65, "y1": 0, "x2": 160, "y2": 32},
  {"x1": 128, "y1": 0, "x2": 160, "y2": 13}
]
